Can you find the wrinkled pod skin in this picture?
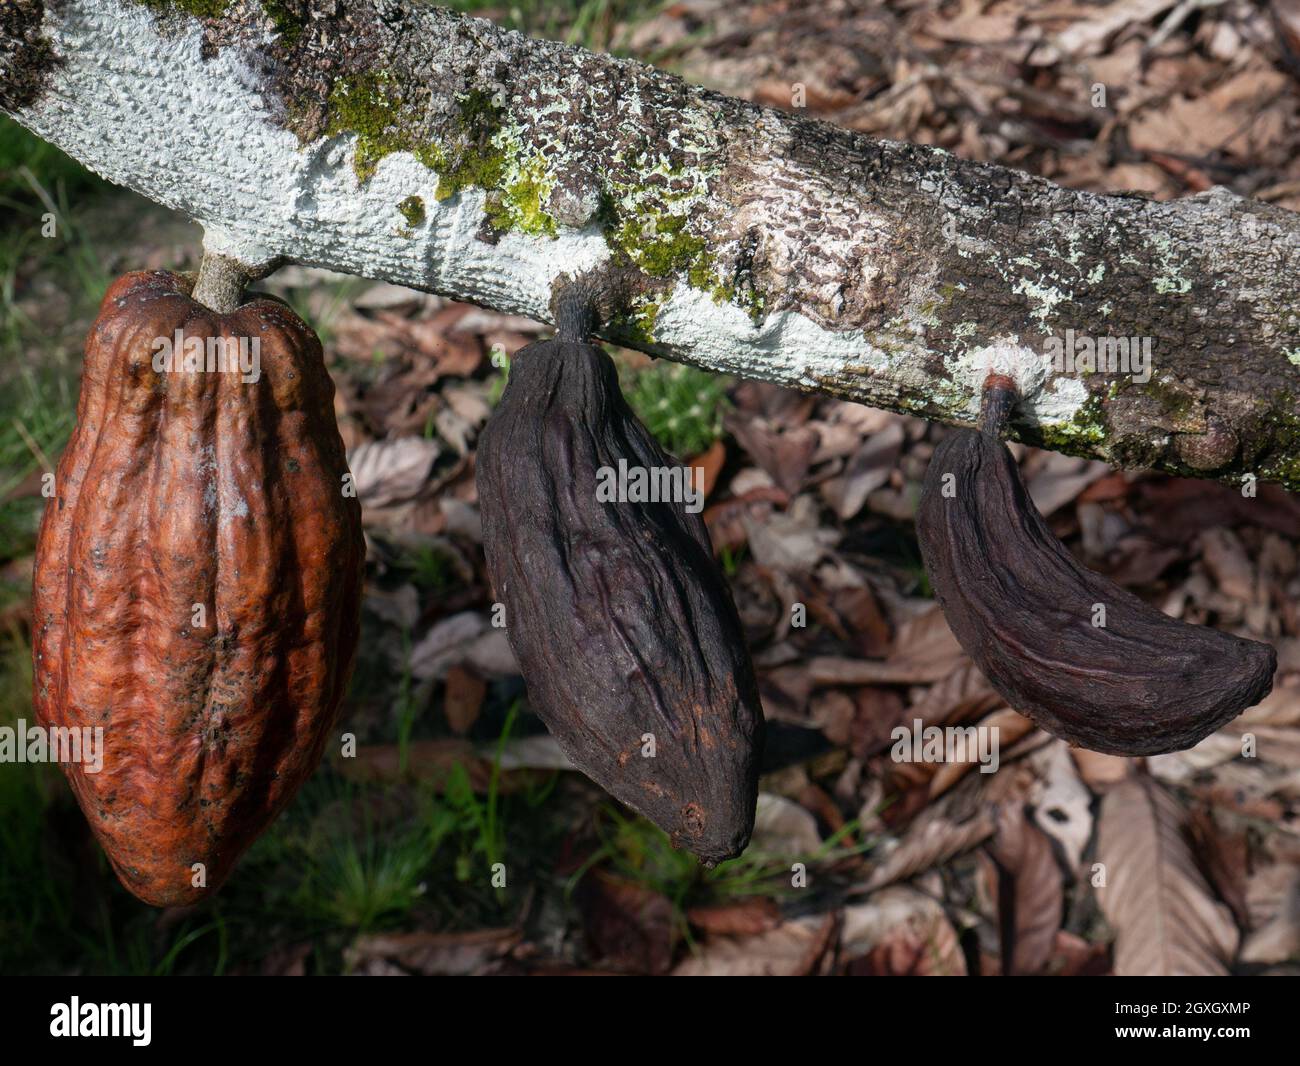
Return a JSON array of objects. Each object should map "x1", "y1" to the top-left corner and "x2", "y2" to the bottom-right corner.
[
  {"x1": 917, "y1": 407, "x2": 1275, "y2": 757},
  {"x1": 477, "y1": 300, "x2": 764, "y2": 864},
  {"x1": 32, "y1": 271, "x2": 365, "y2": 907}
]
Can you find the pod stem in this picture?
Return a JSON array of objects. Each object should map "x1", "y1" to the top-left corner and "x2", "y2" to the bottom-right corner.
[
  {"x1": 554, "y1": 283, "x2": 600, "y2": 343},
  {"x1": 191, "y1": 247, "x2": 284, "y2": 315},
  {"x1": 978, "y1": 373, "x2": 1019, "y2": 439},
  {"x1": 191, "y1": 252, "x2": 257, "y2": 314}
]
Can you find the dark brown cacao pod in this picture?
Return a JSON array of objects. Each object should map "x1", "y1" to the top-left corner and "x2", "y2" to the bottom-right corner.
[
  {"x1": 477, "y1": 335, "x2": 764, "y2": 864},
  {"x1": 917, "y1": 426, "x2": 1276, "y2": 756},
  {"x1": 32, "y1": 271, "x2": 365, "y2": 907}
]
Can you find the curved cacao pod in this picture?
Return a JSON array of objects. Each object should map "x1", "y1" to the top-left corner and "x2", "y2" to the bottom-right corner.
[
  {"x1": 917, "y1": 425, "x2": 1276, "y2": 756},
  {"x1": 32, "y1": 271, "x2": 364, "y2": 907},
  {"x1": 477, "y1": 335, "x2": 764, "y2": 864}
]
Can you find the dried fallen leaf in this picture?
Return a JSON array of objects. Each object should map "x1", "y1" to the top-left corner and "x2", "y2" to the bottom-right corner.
[
  {"x1": 985, "y1": 804, "x2": 1065, "y2": 976},
  {"x1": 688, "y1": 438, "x2": 727, "y2": 499},
  {"x1": 810, "y1": 605, "x2": 966, "y2": 685},
  {"x1": 1241, "y1": 867, "x2": 1300, "y2": 964},
  {"x1": 725, "y1": 415, "x2": 820, "y2": 495},
  {"x1": 849, "y1": 687, "x2": 909, "y2": 760},
  {"x1": 345, "y1": 929, "x2": 519, "y2": 976},
  {"x1": 1024, "y1": 452, "x2": 1111, "y2": 517},
  {"x1": 347, "y1": 437, "x2": 440, "y2": 508},
  {"x1": 686, "y1": 897, "x2": 782, "y2": 938},
  {"x1": 864, "y1": 806, "x2": 996, "y2": 892},
  {"x1": 408, "y1": 611, "x2": 518, "y2": 680},
  {"x1": 673, "y1": 914, "x2": 837, "y2": 977},
  {"x1": 824, "y1": 421, "x2": 904, "y2": 520},
  {"x1": 1278, "y1": 0, "x2": 1300, "y2": 73},
  {"x1": 1050, "y1": 929, "x2": 1113, "y2": 977},
  {"x1": 579, "y1": 871, "x2": 678, "y2": 975},
  {"x1": 927, "y1": 707, "x2": 1036, "y2": 799},
  {"x1": 1070, "y1": 747, "x2": 1135, "y2": 790},
  {"x1": 906, "y1": 660, "x2": 1000, "y2": 729},
  {"x1": 1200, "y1": 526, "x2": 1257, "y2": 603},
  {"x1": 743, "y1": 494, "x2": 841, "y2": 574},
  {"x1": 840, "y1": 887, "x2": 966, "y2": 975},
  {"x1": 749, "y1": 793, "x2": 823, "y2": 857},
  {"x1": 1096, "y1": 776, "x2": 1241, "y2": 976},
  {"x1": 1048, "y1": 0, "x2": 1181, "y2": 60},
  {"x1": 809, "y1": 688, "x2": 857, "y2": 747},
  {"x1": 443, "y1": 664, "x2": 486, "y2": 734}
]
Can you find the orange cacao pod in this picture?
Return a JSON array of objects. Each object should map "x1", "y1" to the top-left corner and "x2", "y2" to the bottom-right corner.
[{"x1": 32, "y1": 271, "x2": 365, "y2": 907}]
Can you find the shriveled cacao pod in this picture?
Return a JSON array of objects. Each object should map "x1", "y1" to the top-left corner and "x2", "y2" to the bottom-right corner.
[
  {"x1": 917, "y1": 379, "x2": 1275, "y2": 756},
  {"x1": 32, "y1": 271, "x2": 364, "y2": 907},
  {"x1": 477, "y1": 316, "x2": 764, "y2": 864}
]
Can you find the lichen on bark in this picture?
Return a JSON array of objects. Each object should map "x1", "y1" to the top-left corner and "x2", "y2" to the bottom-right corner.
[{"x1": 264, "y1": 2, "x2": 737, "y2": 304}]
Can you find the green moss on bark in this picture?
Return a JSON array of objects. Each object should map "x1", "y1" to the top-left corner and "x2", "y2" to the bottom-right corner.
[
  {"x1": 1025, "y1": 397, "x2": 1108, "y2": 451},
  {"x1": 134, "y1": 0, "x2": 230, "y2": 17},
  {"x1": 260, "y1": 0, "x2": 305, "y2": 44},
  {"x1": 322, "y1": 70, "x2": 443, "y2": 182},
  {"x1": 397, "y1": 195, "x2": 425, "y2": 226}
]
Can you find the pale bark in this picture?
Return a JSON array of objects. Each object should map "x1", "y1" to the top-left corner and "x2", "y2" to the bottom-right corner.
[{"x1": 2, "y1": 0, "x2": 1298, "y2": 486}]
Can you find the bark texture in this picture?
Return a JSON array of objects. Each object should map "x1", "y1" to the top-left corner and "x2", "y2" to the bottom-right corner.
[{"x1": 2, "y1": 0, "x2": 1299, "y2": 485}]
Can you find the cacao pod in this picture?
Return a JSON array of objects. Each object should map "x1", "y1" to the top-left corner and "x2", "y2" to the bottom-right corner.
[
  {"x1": 477, "y1": 332, "x2": 764, "y2": 864},
  {"x1": 32, "y1": 271, "x2": 365, "y2": 907},
  {"x1": 918, "y1": 417, "x2": 1276, "y2": 756}
]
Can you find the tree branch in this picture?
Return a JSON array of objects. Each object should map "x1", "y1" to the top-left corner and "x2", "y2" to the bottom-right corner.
[{"x1": 3, "y1": 0, "x2": 1298, "y2": 485}]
